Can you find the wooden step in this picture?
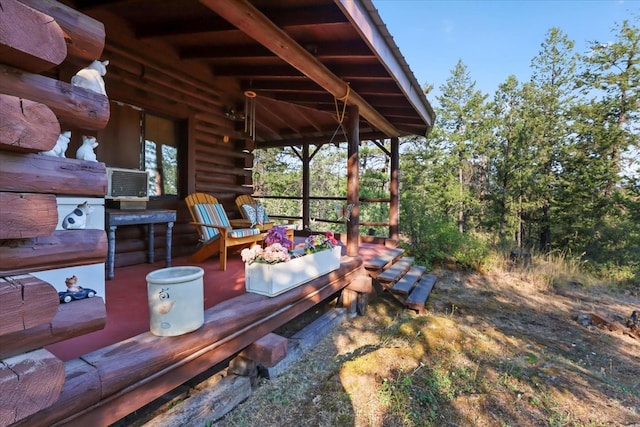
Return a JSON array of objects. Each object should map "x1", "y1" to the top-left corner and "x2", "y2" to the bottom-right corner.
[
  {"x1": 391, "y1": 265, "x2": 426, "y2": 296},
  {"x1": 364, "y1": 248, "x2": 404, "y2": 276},
  {"x1": 377, "y1": 257, "x2": 414, "y2": 284},
  {"x1": 405, "y1": 274, "x2": 437, "y2": 315}
]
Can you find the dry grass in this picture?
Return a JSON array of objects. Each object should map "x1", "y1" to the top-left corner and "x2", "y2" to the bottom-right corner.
[{"x1": 214, "y1": 266, "x2": 640, "y2": 427}]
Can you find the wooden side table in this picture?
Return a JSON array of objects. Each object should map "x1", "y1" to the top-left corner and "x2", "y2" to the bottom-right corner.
[{"x1": 106, "y1": 209, "x2": 176, "y2": 280}]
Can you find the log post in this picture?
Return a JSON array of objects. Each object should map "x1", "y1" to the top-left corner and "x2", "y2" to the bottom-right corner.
[
  {"x1": 0, "y1": 193, "x2": 58, "y2": 239},
  {"x1": 0, "y1": 0, "x2": 67, "y2": 72},
  {"x1": 340, "y1": 288, "x2": 358, "y2": 314},
  {"x1": 0, "y1": 95, "x2": 60, "y2": 153},
  {"x1": 0, "y1": 274, "x2": 59, "y2": 336},
  {"x1": 19, "y1": 0, "x2": 106, "y2": 65},
  {"x1": 346, "y1": 104, "x2": 360, "y2": 256},
  {"x1": 0, "y1": 349, "x2": 65, "y2": 426},
  {"x1": 0, "y1": 296, "x2": 106, "y2": 360},
  {"x1": 389, "y1": 136, "x2": 399, "y2": 240}
]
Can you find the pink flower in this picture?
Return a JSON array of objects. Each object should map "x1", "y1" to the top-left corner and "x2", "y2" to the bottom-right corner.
[
  {"x1": 242, "y1": 241, "x2": 290, "y2": 265},
  {"x1": 304, "y1": 231, "x2": 338, "y2": 254}
]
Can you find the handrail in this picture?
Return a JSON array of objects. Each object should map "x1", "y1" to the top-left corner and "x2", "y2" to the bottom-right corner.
[{"x1": 253, "y1": 195, "x2": 391, "y2": 229}]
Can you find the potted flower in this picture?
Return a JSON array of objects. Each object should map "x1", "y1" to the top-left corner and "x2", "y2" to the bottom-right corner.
[
  {"x1": 242, "y1": 228, "x2": 341, "y2": 297},
  {"x1": 241, "y1": 226, "x2": 293, "y2": 265},
  {"x1": 304, "y1": 231, "x2": 338, "y2": 254}
]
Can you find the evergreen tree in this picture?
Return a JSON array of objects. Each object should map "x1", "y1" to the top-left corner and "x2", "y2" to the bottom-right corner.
[
  {"x1": 435, "y1": 60, "x2": 489, "y2": 232},
  {"x1": 527, "y1": 28, "x2": 579, "y2": 251}
]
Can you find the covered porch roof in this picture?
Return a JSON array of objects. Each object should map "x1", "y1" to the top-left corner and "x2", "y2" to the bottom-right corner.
[{"x1": 71, "y1": 0, "x2": 434, "y2": 146}]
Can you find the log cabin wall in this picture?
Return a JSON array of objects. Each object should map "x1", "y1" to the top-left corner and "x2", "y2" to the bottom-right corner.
[
  {"x1": 72, "y1": 8, "x2": 256, "y2": 268},
  {"x1": 0, "y1": 2, "x2": 252, "y2": 423},
  {"x1": 0, "y1": 1, "x2": 109, "y2": 424}
]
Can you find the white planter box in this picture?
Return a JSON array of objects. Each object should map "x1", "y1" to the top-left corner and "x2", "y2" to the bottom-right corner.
[{"x1": 245, "y1": 246, "x2": 341, "y2": 297}]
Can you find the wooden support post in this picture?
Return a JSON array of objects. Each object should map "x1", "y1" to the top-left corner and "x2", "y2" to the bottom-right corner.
[
  {"x1": 340, "y1": 288, "x2": 358, "y2": 315},
  {"x1": 302, "y1": 143, "x2": 310, "y2": 230},
  {"x1": 357, "y1": 293, "x2": 368, "y2": 316},
  {"x1": 228, "y1": 355, "x2": 258, "y2": 378},
  {"x1": 390, "y1": 137, "x2": 399, "y2": 240},
  {"x1": 346, "y1": 104, "x2": 360, "y2": 256},
  {"x1": 238, "y1": 333, "x2": 288, "y2": 368}
]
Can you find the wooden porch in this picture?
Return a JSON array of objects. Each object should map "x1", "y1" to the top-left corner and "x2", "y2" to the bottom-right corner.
[
  {"x1": 46, "y1": 238, "x2": 386, "y2": 362},
  {"x1": 11, "y1": 238, "x2": 392, "y2": 427},
  {"x1": 0, "y1": 0, "x2": 436, "y2": 425}
]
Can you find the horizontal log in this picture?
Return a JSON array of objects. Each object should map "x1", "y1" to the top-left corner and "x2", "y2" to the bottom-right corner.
[
  {"x1": 106, "y1": 66, "x2": 221, "y2": 114},
  {"x1": 142, "y1": 374, "x2": 252, "y2": 427},
  {"x1": 0, "y1": 192, "x2": 58, "y2": 239},
  {"x1": 0, "y1": 295, "x2": 106, "y2": 359},
  {"x1": 0, "y1": 63, "x2": 110, "y2": 130},
  {"x1": 193, "y1": 177, "x2": 253, "y2": 195},
  {"x1": 0, "y1": 348, "x2": 65, "y2": 426},
  {"x1": 194, "y1": 137, "x2": 250, "y2": 160},
  {"x1": 0, "y1": 274, "x2": 59, "y2": 336},
  {"x1": 0, "y1": 152, "x2": 106, "y2": 195},
  {"x1": 19, "y1": 0, "x2": 106, "y2": 64},
  {"x1": 340, "y1": 287, "x2": 358, "y2": 314},
  {"x1": 0, "y1": 229, "x2": 107, "y2": 276},
  {"x1": 0, "y1": 94, "x2": 60, "y2": 152},
  {"x1": 0, "y1": 0, "x2": 66, "y2": 73},
  {"x1": 11, "y1": 357, "x2": 101, "y2": 427},
  {"x1": 106, "y1": 42, "x2": 221, "y2": 105}
]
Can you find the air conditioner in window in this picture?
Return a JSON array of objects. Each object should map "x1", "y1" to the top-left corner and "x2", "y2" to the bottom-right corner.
[{"x1": 106, "y1": 167, "x2": 149, "y2": 201}]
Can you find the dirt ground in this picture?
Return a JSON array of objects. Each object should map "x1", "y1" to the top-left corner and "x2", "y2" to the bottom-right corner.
[{"x1": 213, "y1": 268, "x2": 640, "y2": 427}]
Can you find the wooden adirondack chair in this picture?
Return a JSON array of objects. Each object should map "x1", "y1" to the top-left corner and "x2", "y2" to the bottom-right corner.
[
  {"x1": 185, "y1": 193, "x2": 262, "y2": 270},
  {"x1": 235, "y1": 194, "x2": 295, "y2": 242}
]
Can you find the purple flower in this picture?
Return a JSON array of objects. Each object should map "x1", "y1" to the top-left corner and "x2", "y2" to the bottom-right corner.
[
  {"x1": 242, "y1": 226, "x2": 293, "y2": 265},
  {"x1": 264, "y1": 226, "x2": 292, "y2": 249}
]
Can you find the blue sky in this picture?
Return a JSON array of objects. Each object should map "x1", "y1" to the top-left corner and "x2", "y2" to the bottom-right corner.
[{"x1": 374, "y1": 0, "x2": 638, "y2": 103}]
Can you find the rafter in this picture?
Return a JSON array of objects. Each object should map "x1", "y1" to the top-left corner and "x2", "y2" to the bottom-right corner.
[{"x1": 200, "y1": 0, "x2": 400, "y2": 137}]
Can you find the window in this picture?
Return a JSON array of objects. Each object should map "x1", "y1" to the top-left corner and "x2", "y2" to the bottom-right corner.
[
  {"x1": 144, "y1": 113, "x2": 179, "y2": 197},
  {"x1": 98, "y1": 102, "x2": 185, "y2": 198}
]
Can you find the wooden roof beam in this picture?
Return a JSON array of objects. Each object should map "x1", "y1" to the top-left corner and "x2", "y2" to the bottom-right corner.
[
  {"x1": 136, "y1": 5, "x2": 348, "y2": 39},
  {"x1": 182, "y1": 41, "x2": 373, "y2": 61},
  {"x1": 337, "y1": 0, "x2": 434, "y2": 132},
  {"x1": 200, "y1": 0, "x2": 401, "y2": 137}
]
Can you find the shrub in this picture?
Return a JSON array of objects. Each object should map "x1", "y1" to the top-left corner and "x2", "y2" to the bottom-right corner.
[{"x1": 400, "y1": 212, "x2": 489, "y2": 270}]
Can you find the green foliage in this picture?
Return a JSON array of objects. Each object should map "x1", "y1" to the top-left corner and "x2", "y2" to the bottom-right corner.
[
  {"x1": 399, "y1": 206, "x2": 489, "y2": 270},
  {"x1": 253, "y1": 19, "x2": 639, "y2": 284}
]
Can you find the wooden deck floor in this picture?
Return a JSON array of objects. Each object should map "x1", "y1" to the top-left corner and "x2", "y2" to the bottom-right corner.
[
  {"x1": 15, "y1": 239, "x2": 391, "y2": 427},
  {"x1": 46, "y1": 240, "x2": 387, "y2": 361}
]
